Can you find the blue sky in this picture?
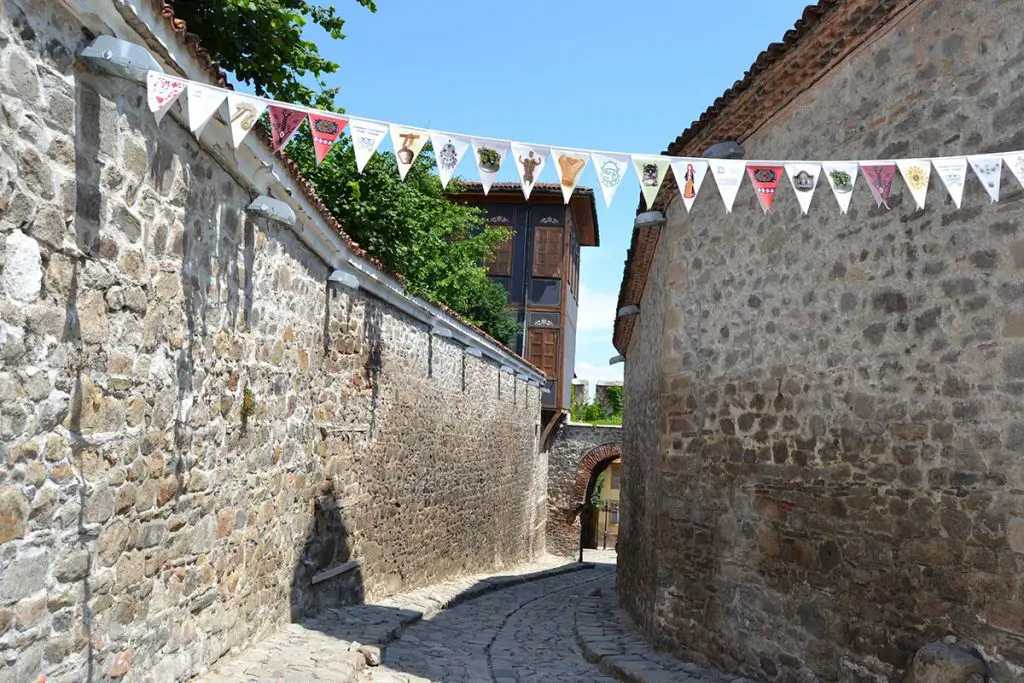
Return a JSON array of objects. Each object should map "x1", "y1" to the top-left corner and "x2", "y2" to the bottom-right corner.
[{"x1": 297, "y1": 0, "x2": 812, "y2": 391}]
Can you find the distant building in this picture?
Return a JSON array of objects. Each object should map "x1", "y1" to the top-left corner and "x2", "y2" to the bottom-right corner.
[{"x1": 447, "y1": 182, "x2": 600, "y2": 434}]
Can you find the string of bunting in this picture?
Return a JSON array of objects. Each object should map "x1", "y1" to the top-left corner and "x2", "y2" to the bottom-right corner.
[{"x1": 148, "y1": 72, "x2": 1024, "y2": 214}]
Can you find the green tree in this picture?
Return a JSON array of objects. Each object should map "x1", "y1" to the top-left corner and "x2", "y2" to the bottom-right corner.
[
  {"x1": 171, "y1": 0, "x2": 377, "y2": 109},
  {"x1": 175, "y1": 0, "x2": 520, "y2": 344}
]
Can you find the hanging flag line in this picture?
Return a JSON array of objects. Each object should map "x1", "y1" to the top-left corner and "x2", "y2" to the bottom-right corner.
[{"x1": 147, "y1": 71, "x2": 1024, "y2": 213}]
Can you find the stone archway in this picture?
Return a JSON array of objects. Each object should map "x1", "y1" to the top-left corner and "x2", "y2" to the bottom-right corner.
[
  {"x1": 544, "y1": 424, "x2": 622, "y2": 556},
  {"x1": 573, "y1": 443, "x2": 621, "y2": 505}
]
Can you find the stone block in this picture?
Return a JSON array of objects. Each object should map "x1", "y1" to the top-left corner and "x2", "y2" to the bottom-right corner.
[
  {"x1": 2, "y1": 230, "x2": 41, "y2": 303},
  {"x1": 904, "y1": 642, "x2": 986, "y2": 683},
  {"x1": 0, "y1": 547, "x2": 49, "y2": 601},
  {"x1": 0, "y1": 487, "x2": 28, "y2": 543}
]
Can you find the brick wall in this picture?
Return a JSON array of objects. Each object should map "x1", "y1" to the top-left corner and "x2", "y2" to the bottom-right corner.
[
  {"x1": 0, "y1": 1, "x2": 544, "y2": 680},
  {"x1": 620, "y1": 0, "x2": 1024, "y2": 680}
]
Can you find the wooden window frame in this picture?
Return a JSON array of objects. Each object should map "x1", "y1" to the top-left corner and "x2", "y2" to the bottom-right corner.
[
  {"x1": 487, "y1": 228, "x2": 514, "y2": 277},
  {"x1": 533, "y1": 225, "x2": 563, "y2": 278},
  {"x1": 527, "y1": 327, "x2": 559, "y2": 379}
]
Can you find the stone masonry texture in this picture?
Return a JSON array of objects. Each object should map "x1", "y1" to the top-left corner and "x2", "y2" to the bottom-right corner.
[
  {"x1": 619, "y1": 1, "x2": 1024, "y2": 681},
  {"x1": 544, "y1": 423, "x2": 621, "y2": 557},
  {"x1": 0, "y1": 1, "x2": 544, "y2": 680}
]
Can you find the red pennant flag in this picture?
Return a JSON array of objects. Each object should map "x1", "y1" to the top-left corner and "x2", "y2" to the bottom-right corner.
[
  {"x1": 861, "y1": 163, "x2": 897, "y2": 209},
  {"x1": 268, "y1": 105, "x2": 307, "y2": 153},
  {"x1": 747, "y1": 165, "x2": 784, "y2": 213},
  {"x1": 308, "y1": 113, "x2": 349, "y2": 163}
]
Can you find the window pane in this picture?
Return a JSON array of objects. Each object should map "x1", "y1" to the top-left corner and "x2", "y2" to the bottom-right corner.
[{"x1": 530, "y1": 278, "x2": 561, "y2": 306}]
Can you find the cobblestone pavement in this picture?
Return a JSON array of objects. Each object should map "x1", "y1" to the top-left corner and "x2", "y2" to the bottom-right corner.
[
  {"x1": 197, "y1": 550, "x2": 743, "y2": 683},
  {"x1": 363, "y1": 566, "x2": 618, "y2": 683},
  {"x1": 196, "y1": 554, "x2": 587, "y2": 682},
  {"x1": 576, "y1": 582, "x2": 755, "y2": 683}
]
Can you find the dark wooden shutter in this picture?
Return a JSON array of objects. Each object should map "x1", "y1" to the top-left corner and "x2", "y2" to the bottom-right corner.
[
  {"x1": 533, "y1": 226, "x2": 563, "y2": 278},
  {"x1": 528, "y1": 328, "x2": 559, "y2": 378},
  {"x1": 487, "y1": 232, "x2": 513, "y2": 276}
]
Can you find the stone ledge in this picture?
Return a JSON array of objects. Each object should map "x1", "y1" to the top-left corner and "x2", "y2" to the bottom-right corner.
[
  {"x1": 575, "y1": 583, "x2": 753, "y2": 683},
  {"x1": 311, "y1": 558, "x2": 363, "y2": 585}
]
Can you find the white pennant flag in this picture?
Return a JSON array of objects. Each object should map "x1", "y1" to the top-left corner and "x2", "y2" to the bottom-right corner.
[
  {"x1": 669, "y1": 159, "x2": 709, "y2": 213},
  {"x1": 968, "y1": 155, "x2": 1003, "y2": 203},
  {"x1": 710, "y1": 159, "x2": 747, "y2": 213},
  {"x1": 785, "y1": 163, "x2": 821, "y2": 215},
  {"x1": 430, "y1": 132, "x2": 471, "y2": 189},
  {"x1": 349, "y1": 118, "x2": 389, "y2": 173},
  {"x1": 226, "y1": 94, "x2": 267, "y2": 149},
  {"x1": 550, "y1": 149, "x2": 589, "y2": 204},
  {"x1": 389, "y1": 125, "x2": 429, "y2": 181},
  {"x1": 631, "y1": 155, "x2": 671, "y2": 210},
  {"x1": 147, "y1": 71, "x2": 187, "y2": 124},
  {"x1": 1003, "y1": 152, "x2": 1024, "y2": 192},
  {"x1": 511, "y1": 143, "x2": 550, "y2": 199},
  {"x1": 897, "y1": 159, "x2": 931, "y2": 210},
  {"x1": 822, "y1": 163, "x2": 858, "y2": 213},
  {"x1": 185, "y1": 82, "x2": 227, "y2": 139},
  {"x1": 470, "y1": 138, "x2": 511, "y2": 195},
  {"x1": 932, "y1": 157, "x2": 968, "y2": 209},
  {"x1": 590, "y1": 152, "x2": 630, "y2": 208}
]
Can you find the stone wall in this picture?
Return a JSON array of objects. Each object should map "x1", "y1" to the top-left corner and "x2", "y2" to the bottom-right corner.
[
  {"x1": 617, "y1": 222, "x2": 667, "y2": 637},
  {"x1": 0, "y1": 1, "x2": 544, "y2": 681},
  {"x1": 544, "y1": 423, "x2": 620, "y2": 556},
  {"x1": 594, "y1": 381, "x2": 623, "y2": 418},
  {"x1": 620, "y1": 1, "x2": 1024, "y2": 680}
]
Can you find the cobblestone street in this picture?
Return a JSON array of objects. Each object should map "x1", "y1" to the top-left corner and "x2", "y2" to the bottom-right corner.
[{"x1": 199, "y1": 551, "x2": 747, "y2": 683}]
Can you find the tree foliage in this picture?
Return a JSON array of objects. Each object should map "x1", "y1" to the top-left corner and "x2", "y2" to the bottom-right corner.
[
  {"x1": 175, "y1": 0, "x2": 520, "y2": 344},
  {"x1": 172, "y1": 0, "x2": 376, "y2": 109}
]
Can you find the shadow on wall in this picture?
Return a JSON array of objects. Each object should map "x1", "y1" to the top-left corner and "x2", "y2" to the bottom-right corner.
[{"x1": 290, "y1": 484, "x2": 365, "y2": 621}]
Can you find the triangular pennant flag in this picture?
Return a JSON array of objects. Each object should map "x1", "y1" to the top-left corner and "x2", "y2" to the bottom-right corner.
[
  {"x1": 1003, "y1": 152, "x2": 1024, "y2": 191},
  {"x1": 390, "y1": 125, "x2": 429, "y2": 181},
  {"x1": 897, "y1": 159, "x2": 931, "y2": 210},
  {"x1": 631, "y1": 155, "x2": 671, "y2": 210},
  {"x1": 430, "y1": 132, "x2": 471, "y2": 189},
  {"x1": 710, "y1": 159, "x2": 747, "y2": 213},
  {"x1": 308, "y1": 113, "x2": 348, "y2": 164},
  {"x1": 932, "y1": 157, "x2": 968, "y2": 209},
  {"x1": 185, "y1": 82, "x2": 227, "y2": 138},
  {"x1": 669, "y1": 159, "x2": 709, "y2": 213},
  {"x1": 860, "y1": 163, "x2": 897, "y2": 209},
  {"x1": 747, "y1": 165, "x2": 785, "y2": 213},
  {"x1": 785, "y1": 163, "x2": 821, "y2": 215},
  {"x1": 551, "y1": 149, "x2": 589, "y2": 204},
  {"x1": 590, "y1": 152, "x2": 630, "y2": 208},
  {"x1": 470, "y1": 138, "x2": 511, "y2": 195},
  {"x1": 822, "y1": 162, "x2": 858, "y2": 214},
  {"x1": 268, "y1": 105, "x2": 307, "y2": 154},
  {"x1": 511, "y1": 143, "x2": 550, "y2": 199},
  {"x1": 968, "y1": 155, "x2": 1003, "y2": 203},
  {"x1": 147, "y1": 71, "x2": 186, "y2": 124},
  {"x1": 349, "y1": 118, "x2": 390, "y2": 173},
  {"x1": 226, "y1": 94, "x2": 267, "y2": 149}
]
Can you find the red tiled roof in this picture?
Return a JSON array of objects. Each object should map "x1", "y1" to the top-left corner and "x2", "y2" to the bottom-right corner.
[
  {"x1": 613, "y1": 0, "x2": 917, "y2": 354},
  {"x1": 146, "y1": 1, "x2": 540, "y2": 370}
]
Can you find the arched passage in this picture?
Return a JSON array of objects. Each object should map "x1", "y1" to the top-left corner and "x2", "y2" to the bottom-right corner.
[
  {"x1": 573, "y1": 443, "x2": 621, "y2": 504},
  {"x1": 575, "y1": 444, "x2": 621, "y2": 551},
  {"x1": 545, "y1": 436, "x2": 622, "y2": 557}
]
